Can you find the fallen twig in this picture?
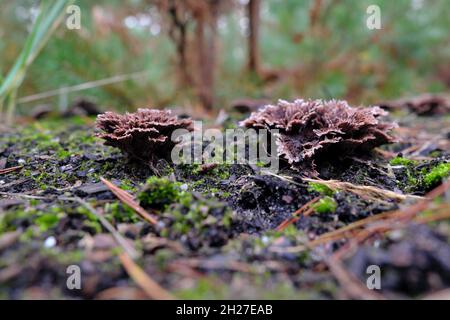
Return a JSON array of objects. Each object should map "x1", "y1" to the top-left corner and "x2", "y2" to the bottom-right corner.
[
  {"x1": 0, "y1": 166, "x2": 22, "y2": 175},
  {"x1": 276, "y1": 180, "x2": 450, "y2": 253},
  {"x1": 275, "y1": 197, "x2": 320, "y2": 231},
  {"x1": 118, "y1": 252, "x2": 175, "y2": 300},
  {"x1": 100, "y1": 177, "x2": 158, "y2": 225},
  {"x1": 0, "y1": 178, "x2": 30, "y2": 190}
]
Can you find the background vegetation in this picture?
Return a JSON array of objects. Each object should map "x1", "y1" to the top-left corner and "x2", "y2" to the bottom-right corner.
[{"x1": 1, "y1": 0, "x2": 449, "y2": 117}]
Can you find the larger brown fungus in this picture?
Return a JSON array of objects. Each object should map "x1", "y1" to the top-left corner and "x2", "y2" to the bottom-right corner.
[
  {"x1": 96, "y1": 108, "x2": 193, "y2": 162},
  {"x1": 241, "y1": 99, "x2": 397, "y2": 176}
]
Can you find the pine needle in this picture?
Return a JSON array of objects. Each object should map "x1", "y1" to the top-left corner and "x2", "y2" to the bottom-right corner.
[
  {"x1": 0, "y1": 166, "x2": 23, "y2": 175},
  {"x1": 100, "y1": 177, "x2": 158, "y2": 225},
  {"x1": 118, "y1": 252, "x2": 175, "y2": 300},
  {"x1": 275, "y1": 197, "x2": 320, "y2": 231}
]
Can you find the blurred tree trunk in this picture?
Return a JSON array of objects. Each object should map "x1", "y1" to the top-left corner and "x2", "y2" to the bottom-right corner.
[
  {"x1": 248, "y1": 0, "x2": 260, "y2": 74},
  {"x1": 167, "y1": 1, "x2": 191, "y2": 85},
  {"x1": 194, "y1": 0, "x2": 219, "y2": 111},
  {"x1": 159, "y1": 0, "x2": 228, "y2": 111}
]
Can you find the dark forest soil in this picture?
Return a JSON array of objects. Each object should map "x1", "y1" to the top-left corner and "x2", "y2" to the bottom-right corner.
[{"x1": 0, "y1": 111, "x2": 449, "y2": 299}]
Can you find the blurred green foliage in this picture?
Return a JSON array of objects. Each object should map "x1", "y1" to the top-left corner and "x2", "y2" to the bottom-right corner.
[{"x1": 0, "y1": 0, "x2": 448, "y2": 115}]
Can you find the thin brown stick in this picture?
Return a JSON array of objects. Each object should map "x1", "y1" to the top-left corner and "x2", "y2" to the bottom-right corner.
[
  {"x1": 0, "y1": 166, "x2": 22, "y2": 175},
  {"x1": 100, "y1": 177, "x2": 158, "y2": 225},
  {"x1": 275, "y1": 197, "x2": 320, "y2": 231},
  {"x1": 414, "y1": 206, "x2": 450, "y2": 224},
  {"x1": 310, "y1": 179, "x2": 450, "y2": 247},
  {"x1": 308, "y1": 209, "x2": 404, "y2": 246},
  {"x1": 118, "y1": 252, "x2": 175, "y2": 300}
]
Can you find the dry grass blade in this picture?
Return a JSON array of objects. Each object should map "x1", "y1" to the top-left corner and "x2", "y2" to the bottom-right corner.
[
  {"x1": 0, "y1": 166, "x2": 23, "y2": 175},
  {"x1": 303, "y1": 178, "x2": 423, "y2": 202},
  {"x1": 308, "y1": 209, "x2": 404, "y2": 247},
  {"x1": 119, "y1": 252, "x2": 175, "y2": 300},
  {"x1": 100, "y1": 177, "x2": 158, "y2": 225},
  {"x1": 275, "y1": 197, "x2": 320, "y2": 231},
  {"x1": 414, "y1": 204, "x2": 450, "y2": 224},
  {"x1": 310, "y1": 179, "x2": 450, "y2": 248}
]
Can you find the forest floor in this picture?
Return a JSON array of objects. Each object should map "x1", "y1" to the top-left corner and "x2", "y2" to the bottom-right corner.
[{"x1": 0, "y1": 108, "x2": 450, "y2": 299}]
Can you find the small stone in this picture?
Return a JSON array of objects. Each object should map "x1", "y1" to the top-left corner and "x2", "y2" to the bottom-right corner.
[
  {"x1": 0, "y1": 158, "x2": 7, "y2": 169},
  {"x1": 60, "y1": 164, "x2": 73, "y2": 172},
  {"x1": 44, "y1": 236, "x2": 56, "y2": 248},
  {"x1": 76, "y1": 182, "x2": 109, "y2": 195},
  {"x1": 18, "y1": 159, "x2": 26, "y2": 165},
  {"x1": 282, "y1": 195, "x2": 293, "y2": 204}
]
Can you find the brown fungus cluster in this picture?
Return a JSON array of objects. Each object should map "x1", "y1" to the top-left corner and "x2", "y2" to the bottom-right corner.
[
  {"x1": 95, "y1": 108, "x2": 193, "y2": 162},
  {"x1": 241, "y1": 99, "x2": 397, "y2": 175}
]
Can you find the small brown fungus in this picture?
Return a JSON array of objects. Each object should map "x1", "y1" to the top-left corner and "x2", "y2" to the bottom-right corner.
[
  {"x1": 95, "y1": 108, "x2": 193, "y2": 162},
  {"x1": 241, "y1": 99, "x2": 397, "y2": 175}
]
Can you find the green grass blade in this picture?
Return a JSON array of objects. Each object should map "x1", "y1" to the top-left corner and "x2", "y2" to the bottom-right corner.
[{"x1": 0, "y1": 0, "x2": 74, "y2": 123}]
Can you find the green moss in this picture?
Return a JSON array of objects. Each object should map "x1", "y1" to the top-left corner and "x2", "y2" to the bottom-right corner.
[
  {"x1": 154, "y1": 249, "x2": 177, "y2": 269},
  {"x1": 168, "y1": 199, "x2": 232, "y2": 235},
  {"x1": 423, "y1": 162, "x2": 450, "y2": 188},
  {"x1": 307, "y1": 182, "x2": 335, "y2": 196},
  {"x1": 160, "y1": 194, "x2": 233, "y2": 238},
  {"x1": 76, "y1": 206, "x2": 102, "y2": 233},
  {"x1": 390, "y1": 157, "x2": 422, "y2": 191},
  {"x1": 104, "y1": 202, "x2": 139, "y2": 223},
  {"x1": 390, "y1": 156, "x2": 417, "y2": 166},
  {"x1": 138, "y1": 177, "x2": 186, "y2": 210},
  {"x1": 277, "y1": 224, "x2": 299, "y2": 238},
  {"x1": 42, "y1": 248, "x2": 84, "y2": 265},
  {"x1": 119, "y1": 179, "x2": 137, "y2": 192},
  {"x1": 175, "y1": 278, "x2": 227, "y2": 299},
  {"x1": 56, "y1": 149, "x2": 71, "y2": 160},
  {"x1": 0, "y1": 204, "x2": 65, "y2": 235},
  {"x1": 35, "y1": 213, "x2": 60, "y2": 231},
  {"x1": 429, "y1": 151, "x2": 442, "y2": 158},
  {"x1": 311, "y1": 196, "x2": 337, "y2": 214},
  {"x1": 0, "y1": 209, "x2": 29, "y2": 233},
  {"x1": 179, "y1": 163, "x2": 231, "y2": 180}
]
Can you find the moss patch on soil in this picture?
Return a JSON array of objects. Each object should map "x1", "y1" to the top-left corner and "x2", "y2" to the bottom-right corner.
[{"x1": 0, "y1": 114, "x2": 449, "y2": 299}]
